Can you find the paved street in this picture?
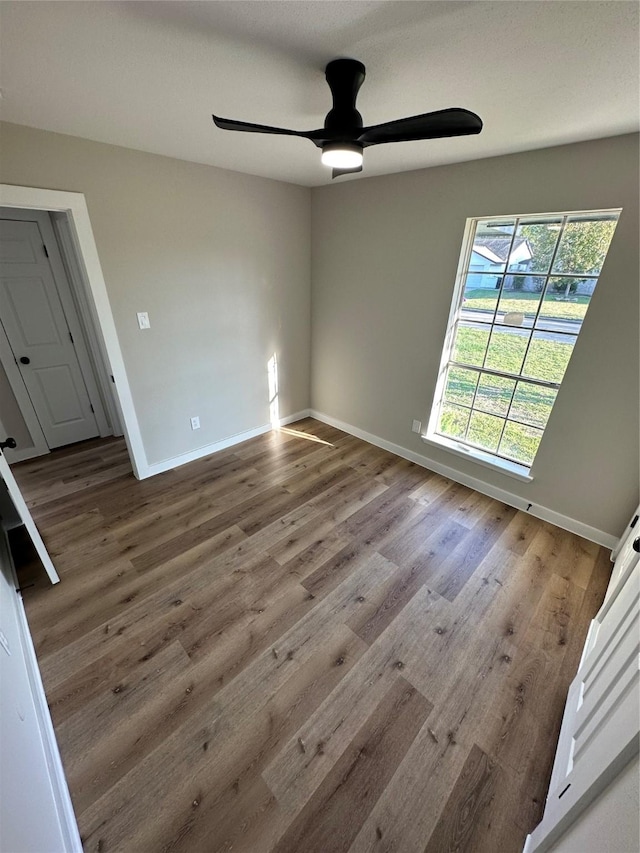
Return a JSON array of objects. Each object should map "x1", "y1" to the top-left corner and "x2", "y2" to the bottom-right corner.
[{"x1": 460, "y1": 308, "x2": 579, "y2": 342}]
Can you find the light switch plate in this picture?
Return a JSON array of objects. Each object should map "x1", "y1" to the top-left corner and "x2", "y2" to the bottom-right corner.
[
  {"x1": 412, "y1": 419, "x2": 422, "y2": 434},
  {"x1": 137, "y1": 311, "x2": 150, "y2": 330}
]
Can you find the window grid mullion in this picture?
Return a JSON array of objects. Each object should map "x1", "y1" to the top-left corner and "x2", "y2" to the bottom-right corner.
[
  {"x1": 466, "y1": 363, "x2": 482, "y2": 422},
  {"x1": 478, "y1": 217, "x2": 521, "y2": 371},
  {"x1": 437, "y1": 401, "x2": 552, "y2": 434},
  {"x1": 495, "y1": 378, "x2": 520, "y2": 451},
  {"x1": 438, "y1": 424, "x2": 544, "y2": 468},
  {"x1": 495, "y1": 416, "x2": 510, "y2": 455},
  {"x1": 544, "y1": 272, "x2": 598, "y2": 279},
  {"x1": 512, "y1": 215, "x2": 568, "y2": 391},
  {"x1": 449, "y1": 360, "x2": 561, "y2": 391},
  {"x1": 466, "y1": 368, "x2": 515, "y2": 453}
]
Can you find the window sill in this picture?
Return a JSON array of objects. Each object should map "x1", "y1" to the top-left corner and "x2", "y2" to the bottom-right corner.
[{"x1": 421, "y1": 433, "x2": 534, "y2": 483}]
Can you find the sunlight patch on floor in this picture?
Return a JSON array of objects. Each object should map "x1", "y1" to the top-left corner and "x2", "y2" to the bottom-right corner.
[{"x1": 277, "y1": 427, "x2": 334, "y2": 447}]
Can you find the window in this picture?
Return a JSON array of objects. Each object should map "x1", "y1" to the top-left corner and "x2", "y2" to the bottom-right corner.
[{"x1": 426, "y1": 209, "x2": 621, "y2": 478}]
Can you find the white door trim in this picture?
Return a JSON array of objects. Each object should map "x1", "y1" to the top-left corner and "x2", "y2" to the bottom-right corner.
[
  {"x1": 0, "y1": 185, "x2": 147, "y2": 479},
  {"x1": 51, "y1": 211, "x2": 123, "y2": 436},
  {"x1": 0, "y1": 449, "x2": 59, "y2": 583},
  {"x1": 0, "y1": 321, "x2": 50, "y2": 461}
]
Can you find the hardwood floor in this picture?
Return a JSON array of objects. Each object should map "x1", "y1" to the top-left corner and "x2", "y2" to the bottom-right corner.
[{"x1": 12, "y1": 419, "x2": 612, "y2": 853}]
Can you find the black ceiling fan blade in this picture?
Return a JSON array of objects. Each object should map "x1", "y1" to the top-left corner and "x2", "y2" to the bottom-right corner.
[
  {"x1": 332, "y1": 164, "x2": 363, "y2": 180},
  {"x1": 358, "y1": 108, "x2": 482, "y2": 147},
  {"x1": 212, "y1": 115, "x2": 306, "y2": 138},
  {"x1": 213, "y1": 114, "x2": 330, "y2": 147}
]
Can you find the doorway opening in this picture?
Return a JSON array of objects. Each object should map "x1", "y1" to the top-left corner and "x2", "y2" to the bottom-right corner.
[
  {"x1": 0, "y1": 207, "x2": 121, "y2": 462},
  {"x1": 0, "y1": 184, "x2": 147, "y2": 584}
]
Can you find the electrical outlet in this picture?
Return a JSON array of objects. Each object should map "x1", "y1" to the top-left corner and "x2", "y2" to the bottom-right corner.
[
  {"x1": 137, "y1": 311, "x2": 150, "y2": 330},
  {"x1": 190, "y1": 416, "x2": 200, "y2": 430},
  {"x1": 412, "y1": 419, "x2": 422, "y2": 434}
]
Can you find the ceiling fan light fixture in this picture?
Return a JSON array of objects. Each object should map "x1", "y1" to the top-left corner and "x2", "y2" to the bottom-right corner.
[
  {"x1": 321, "y1": 142, "x2": 363, "y2": 169},
  {"x1": 212, "y1": 58, "x2": 482, "y2": 179}
]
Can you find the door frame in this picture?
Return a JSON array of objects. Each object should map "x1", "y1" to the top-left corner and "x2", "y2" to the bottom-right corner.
[
  {"x1": 51, "y1": 211, "x2": 122, "y2": 436},
  {"x1": 0, "y1": 185, "x2": 147, "y2": 479},
  {"x1": 0, "y1": 447, "x2": 59, "y2": 583},
  {"x1": 0, "y1": 207, "x2": 111, "y2": 444}
]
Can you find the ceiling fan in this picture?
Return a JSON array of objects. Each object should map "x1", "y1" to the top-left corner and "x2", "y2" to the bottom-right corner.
[{"x1": 212, "y1": 58, "x2": 482, "y2": 179}]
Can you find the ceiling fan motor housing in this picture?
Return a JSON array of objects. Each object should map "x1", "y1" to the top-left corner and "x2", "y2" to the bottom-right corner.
[{"x1": 323, "y1": 59, "x2": 366, "y2": 135}]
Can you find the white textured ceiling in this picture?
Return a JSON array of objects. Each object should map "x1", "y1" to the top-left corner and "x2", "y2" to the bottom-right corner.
[{"x1": 1, "y1": 1, "x2": 638, "y2": 186}]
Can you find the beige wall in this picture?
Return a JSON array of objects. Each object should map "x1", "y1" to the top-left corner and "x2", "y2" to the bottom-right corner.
[
  {"x1": 0, "y1": 122, "x2": 311, "y2": 465},
  {"x1": 311, "y1": 134, "x2": 639, "y2": 538},
  {"x1": 2, "y1": 123, "x2": 637, "y2": 537}
]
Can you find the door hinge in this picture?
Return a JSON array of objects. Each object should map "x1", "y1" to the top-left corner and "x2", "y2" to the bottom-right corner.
[
  {"x1": 111, "y1": 374, "x2": 115, "y2": 383},
  {"x1": 90, "y1": 404, "x2": 95, "y2": 413},
  {"x1": 69, "y1": 331, "x2": 74, "y2": 343},
  {"x1": 43, "y1": 244, "x2": 49, "y2": 258}
]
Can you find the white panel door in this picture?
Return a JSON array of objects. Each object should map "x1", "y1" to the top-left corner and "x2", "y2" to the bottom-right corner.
[
  {"x1": 526, "y1": 557, "x2": 639, "y2": 852},
  {"x1": 0, "y1": 533, "x2": 79, "y2": 851},
  {"x1": 605, "y1": 505, "x2": 640, "y2": 609},
  {"x1": 0, "y1": 219, "x2": 99, "y2": 447},
  {"x1": 568, "y1": 562, "x2": 639, "y2": 782}
]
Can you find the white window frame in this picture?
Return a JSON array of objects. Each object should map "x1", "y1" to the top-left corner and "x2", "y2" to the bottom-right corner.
[{"x1": 424, "y1": 208, "x2": 622, "y2": 482}]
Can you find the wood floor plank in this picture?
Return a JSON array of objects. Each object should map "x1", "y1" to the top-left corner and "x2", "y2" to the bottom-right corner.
[
  {"x1": 81, "y1": 624, "x2": 369, "y2": 852},
  {"x1": 57, "y1": 639, "x2": 192, "y2": 781},
  {"x1": 408, "y1": 472, "x2": 457, "y2": 506},
  {"x1": 38, "y1": 543, "x2": 275, "y2": 689},
  {"x1": 425, "y1": 502, "x2": 518, "y2": 601},
  {"x1": 339, "y1": 484, "x2": 424, "y2": 551},
  {"x1": 11, "y1": 422, "x2": 611, "y2": 853},
  {"x1": 152, "y1": 629, "x2": 369, "y2": 853},
  {"x1": 378, "y1": 481, "x2": 472, "y2": 567},
  {"x1": 76, "y1": 553, "x2": 398, "y2": 849},
  {"x1": 262, "y1": 585, "x2": 447, "y2": 818},
  {"x1": 346, "y1": 631, "x2": 516, "y2": 853},
  {"x1": 272, "y1": 677, "x2": 432, "y2": 853},
  {"x1": 423, "y1": 744, "x2": 508, "y2": 853},
  {"x1": 349, "y1": 518, "x2": 467, "y2": 645}
]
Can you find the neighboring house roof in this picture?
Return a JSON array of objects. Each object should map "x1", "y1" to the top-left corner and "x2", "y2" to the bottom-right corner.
[
  {"x1": 473, "y1": 235, "x2": 531, "y2": 263},
  {"x1": 471, "y1": 244, "x2": 503, "y2": 264}
]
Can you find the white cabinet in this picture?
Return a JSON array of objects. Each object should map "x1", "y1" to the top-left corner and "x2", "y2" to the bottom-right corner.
[{"x1": 524, "y1": 508, "x2": 640, "y2": 853}]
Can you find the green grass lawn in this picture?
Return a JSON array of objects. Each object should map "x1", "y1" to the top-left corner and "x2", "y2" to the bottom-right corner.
[
  {"x1": 463, "y1": 288, "x2": 589, "y2": 322},
  {"x1": 452, "y1": 325, "x2": 573, "y2": 383},
  {"x1": 439, "y1": 324, "x2": 573, "y2": 466}
]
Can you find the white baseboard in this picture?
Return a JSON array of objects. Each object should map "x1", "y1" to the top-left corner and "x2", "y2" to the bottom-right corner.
[
  {"x1": 281, "y1": 409, "x2": 311, "y2": 423},
  {"x1": 143, "y1": 409, "x2": 311, "y2": 478},
  {"x1": 309, "y1": 409, "x2": 618, "y2": 550}
]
